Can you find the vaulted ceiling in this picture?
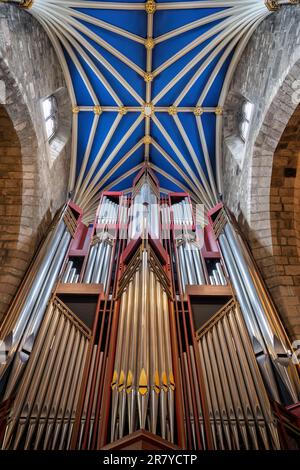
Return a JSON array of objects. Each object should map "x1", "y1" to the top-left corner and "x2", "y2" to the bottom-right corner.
[{"x1": 28, "y1": 0, "x2": 275, "y2": 218}]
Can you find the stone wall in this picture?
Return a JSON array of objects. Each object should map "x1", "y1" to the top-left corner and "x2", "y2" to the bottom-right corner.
[
  {"x1": 0, "y1": 5, "x2": 71, "y2": 321},
  {"x1": 222, "y1": 5, "x2": 300, "y2": 340},
  {"x1": 0, "y1": 105, "x2": 24, "y2": 314},
  {"x1": 223, "y1": 5, "x2": 300, "y2": 224},
  {"x1": 266, "y1": 104, "x2": 300, "y2": 340}
]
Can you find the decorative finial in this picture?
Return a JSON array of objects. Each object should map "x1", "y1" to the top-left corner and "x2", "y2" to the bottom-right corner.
[
  {"x1": 265, "y1": 0, "x2": 280, "y2": 10},
  {"x1": 93, "y1": 105, "x2": 102, "y2": 115},
  {"x1": 145, "y1": 38, "x2": 155, "y2": 50},
  {"x1": 142, "y1": 102, "x2": 154, "y2": 117},
  {"x1": 119, "y1": 106, "x2": 128, "y2": 116},
  {"x1": 143, "y1": 135, "x2": 152, "y2": 145},
  {"x1": 168, "y1": 106, "x2": 177, "y2": 116},
  {"x1": 145, "y1": 0, "x2": 156, "y2": 14},
  {"x1": 21, "y1": 0, "x2": 34, "y2": 8},
  {"x1": 194, "y1": 106, "x2": 204, "y2": 116},
  {"x1": 144, "y1": 72, "x2": 154, "y2": 83}
]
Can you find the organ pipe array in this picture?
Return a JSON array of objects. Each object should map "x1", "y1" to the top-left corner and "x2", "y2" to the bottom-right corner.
[
  {"x1": 2, "y1": 297, "x2": 90, "y2": 450},
  {"x1": 111, "y1": 245, "x2": 174, "y2": 443},
  {"x1": 196, "y1": 299, "x2": 281, "y2": 450},
  {"x1": 218, "y1": 216, "x2": 300, "y2": 407},
  {"x1": 0, "y1": 206, "x2": 72, "y2": 400},
  {"x1": 0, "y1": 167, "x2": 299, "y2": 450}
]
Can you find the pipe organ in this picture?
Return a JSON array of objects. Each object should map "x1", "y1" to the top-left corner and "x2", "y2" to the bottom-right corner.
[
  {"x1": 111, "y1": 244, "x2": 174, "y2": 443},
  {"x1": 0, "y1": 167, "x2": 300, "y2": 450}
]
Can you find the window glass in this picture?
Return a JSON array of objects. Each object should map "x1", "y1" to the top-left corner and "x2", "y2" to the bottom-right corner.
[
  {"x1": 242, "y1": 101, "x2": 253, "y2": 121},
  {"x1": 240, "y1": 100, "x2": 253, "y2": 142},
  {"x1": 42, "y1": 96, "x2": 58, "y2": 140}
]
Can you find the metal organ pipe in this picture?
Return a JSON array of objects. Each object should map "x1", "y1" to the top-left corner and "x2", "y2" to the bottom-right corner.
[
  {"x1": 83, "y1": 246, "x2": 96, "y2": 283},
  {"x1": 70, "y1": 198, "x2": 118, "y2": 290},
  {"x1": 118, "y1": 279, "x2": 134, "y2": 439},
  {"x1": 220, "y1": 223, "x2": 299, "y2": 405},
  {"x1": 171, "y1": 198, "x2": 227, "y2": 292},
  {"x1": 137, "y1": 249, "x2": 150, "y2": 431},
  {"x1": 225, "y1": 224, "x2": 275, "y2": 347},
  {"x1": 1, "y1": 221, "x2": 71, "y2": 400},
  {"x1": 178, "y1": 241, "x2": 221, "y2": 292},
  {"x1": 110, "y1": 246, "x2": 175, "y2": 442},
  {"x1": 0, "y1": 215, "x2": 69, "y2": 388},
  {"x1": 161, "y1": 202, "x2": 170, "y2": 241},
  {"x1": 1, "y1": 298, "x2": 90, "y2": 450},
  {"x1": 97, "y1": 197, "x2": 118, "y2": 225},
  {"x1": 129, "y1": 179, "x2": 159, "y2": 242},
  {"x1": 110, "y1": 283, "x2": 128, "y2": 442},
  {"x1": 149, "y1": 271, "x2": 159, "y2": 436},
  {"x1": 127, "y1": 270, "x2": 140, "y2": 435},
  {"x1": 62, "y1": 260, "x2": 73, "y2": 283},
  {"x1": 119, "y1": 196, "x2": 128, "y2": 240},
  {"x1": 196, "y1": 300, "x2": 281, "y2": 450},
  {"x1": 218, "y1": 231, "x2": 282, "y2": 403},
  {"x1": 2, "y1": 178, "x2": 300, "y2": 453}
]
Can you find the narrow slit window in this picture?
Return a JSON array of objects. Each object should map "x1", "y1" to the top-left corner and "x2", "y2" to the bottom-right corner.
[
  {"x1": 239, "y1": 100, "x2": 253, "y2": 142},
  {"x1": 42, "y1": 95, "x2": 58, "y2": 141}
]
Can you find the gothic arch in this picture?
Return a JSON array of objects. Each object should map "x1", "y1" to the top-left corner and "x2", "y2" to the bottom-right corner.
[
  {"x1": 0, "y1": 5, "x2": 72, "y2": 322},
  {"x1": 222, "y1": 5, "x2": 300, "y2": 339},
  {"x1": 0, "y1": 58, "x2": 40, "y2": 319},
  {"x1": 247, "y1": 63, "x2": 300, "y2": 341}
]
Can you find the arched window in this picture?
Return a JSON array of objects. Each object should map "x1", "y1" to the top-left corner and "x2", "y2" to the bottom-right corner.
[{"x1": 42, "y1": 95, "x2": 58, "y2": 141}]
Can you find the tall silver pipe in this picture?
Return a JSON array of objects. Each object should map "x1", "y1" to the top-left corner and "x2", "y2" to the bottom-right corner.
[
  {"x1": 224, "y1": 223, "x2": 299, "y2": 403},
  {"x1": 3, "y1": 230, "x2": 71, "y2": 399},
  {"x1": 220, "y1": 227, "x2": 297, "y2": 404},
  {"x1": 216, "y1": 262, "x2": 227, "y2": 286},
  {"x1": 149, "y1": 271, "x2": 159, "y2": 436},
  {"x1": 127, "y1": 271, "x2": 140, "y2": 435},
  {"x1": 185, "y1": 198, "x2": 193, "y2": 224},
  {"x1": 83, "y1": 246, "x2": 96, "y2": 283},
  {"x1": 191, "y1": 248, "x2": 206, "y2": 285},
  {"x1": 91, "y1": 243, "x2": 104, "y2": 283},
  {"x1": 68, "y1": 268, "x2": 77, "y2": 284},
  {"x1": 178, "y1": 245, "x2": 188, "y2": 291},
  {"x1": 62, "y1": 261, "x2": 73, "y2": 283},
  {"x1": 44, "y1": 329, "x2": 81, "y2": 450},
  {"x1": 212, "y1": 270, "x2": 221, "y2": 286},
  {"x1": 93, "y1": 242, "x2": 111, "y2": 285},
  {"x1": 0, "y1": 219, "x2": 66, "y2": 382},
  {"x1": 219, "y1": 233, "x2": 266, "y2": 346},
  {"x1": 219, "y1": 233, "x2": 281, "y2": 402},
  {"x1": 225, "y1": 224, "x2": 274, "y2": 346},
  {"x1": 184, "y1": 244, "x2": 197, "y2": 284},
  {"x1": 102, "y1": 244, "x2": 112, "y2": 292}
]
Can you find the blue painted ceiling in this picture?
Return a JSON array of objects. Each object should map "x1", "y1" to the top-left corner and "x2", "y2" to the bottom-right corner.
[{"x1": 31, "y1": 0, "x2": 268, "y2": 209}]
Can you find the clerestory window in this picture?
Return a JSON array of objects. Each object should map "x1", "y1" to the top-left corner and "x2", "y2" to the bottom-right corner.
[
  {"x1": 239, "y1": 100, "x2": 253, "y2": 142},
  {"x1": 42, "y1": 95, "x2": 58, "y2": 141}
]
